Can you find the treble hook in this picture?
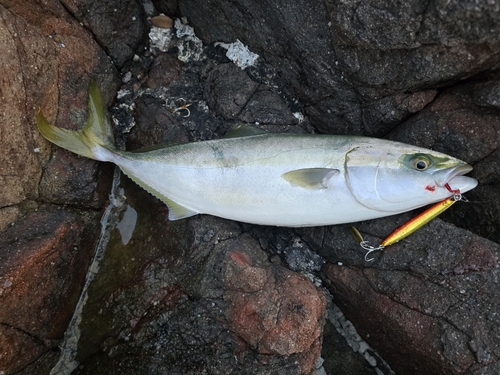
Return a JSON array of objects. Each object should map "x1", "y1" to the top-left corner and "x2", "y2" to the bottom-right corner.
[
  {"x1": 360, "y1": 242, "x2": 384, "y2": 262},
  {"x1": 172, "y1": 98, "x2": 192, "y2": 117},
  {"x1": 350, "y1": 226, "x2": 384, "y2": 262}
]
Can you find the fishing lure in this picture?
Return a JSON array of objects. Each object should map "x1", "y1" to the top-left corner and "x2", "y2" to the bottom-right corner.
[{"x1": 354, "y1": 193, "x2": 466, "y2": 261}]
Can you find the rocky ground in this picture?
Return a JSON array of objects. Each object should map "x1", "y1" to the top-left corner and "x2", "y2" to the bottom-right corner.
[{"x1": 1, "y1": 0, "x2": 499, "y2": 374}]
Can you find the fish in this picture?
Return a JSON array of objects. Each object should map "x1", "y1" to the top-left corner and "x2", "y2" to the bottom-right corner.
[{"x1": 36, "y1": 81, "x2": 478, "y2": 227}]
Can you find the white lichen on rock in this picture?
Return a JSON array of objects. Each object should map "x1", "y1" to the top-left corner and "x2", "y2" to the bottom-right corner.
[
  {"x1": 148, "y1": 17, "x2": 204, "y2": 62},
  {"x1": 149, "y1": 25, "x2": 174, "y2": 52},
  {"x1": 215, "y1": 39, "x2": 260, "y2": 69}
]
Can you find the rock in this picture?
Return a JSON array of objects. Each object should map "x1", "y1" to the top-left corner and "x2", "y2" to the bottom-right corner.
[
  {"x1": 473, "y1": 80, "x2": 500, "y2": 110},
  {"x1": 71, "y1": 180, "x2": 325, "y2": 375},
  {"x1": 356, "y1": 90, "x2": 438, "y2": 137},
  {"x1": 223, "y1": 235, "x2": 326, "y2": 370},
  {"x1": 38, "y1": 148, "x2": 114, "y2": 209},
  {"x1": 319, "y1": 218, "x2": 500, "y2": 375},
  {"x1": 180, "y1": 0, "x2": 500, "y2": 134},
  {"x1": 0, "y1": 5, "x2": 45, "y2": 210},
  {"x1": 0, "y1": 207, "x2": 19, "y2": 232},
  {"x1": 204, "y1": 63, "x2": 259, "y2": 119},
  {"x1": 0, "y1": 0, "x2": 118, "y2": 219},
  {"x1": 126, "y1": 94, "x2": 190, "y2": 149},
  {"x1": 147, "y1": 52, "x2": 183, "y2": 88},
  {"x1": 151, "y1": 1, "x2": 179, "y2": 17},
  {"x1": 0, "y1": 0, "x2": 121, "y2": 373},
  {"x1": 204, "y1": 61, "x2": 301, "y2": 125},
  {"x1": 0, "y1": 322, "x2": 62, "y2": 375},
  {"x1": 151, "y1": 15, "x2": 174, "y2": 29},
  {"x1": 62, "y1": 0, "x2": 147, "y2": 67},
  {"x1": 237, "y1": 87, "x2": 300, "y2": 125},
  {"x1": 0, "y1": 210, "x2": 99, "y2": 374},
  {"x1": 3, "y1": 0, "x2": 500, "y2": 374}
]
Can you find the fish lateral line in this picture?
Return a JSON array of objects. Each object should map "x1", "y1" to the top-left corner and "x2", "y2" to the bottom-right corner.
[{"x1": 355, "y1": 192, "x2": 466, "y2": 262}]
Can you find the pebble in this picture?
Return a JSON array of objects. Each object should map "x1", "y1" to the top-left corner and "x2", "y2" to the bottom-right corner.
[{"x1": 151, "y1": 15, "x2": 174, "y2": 29}]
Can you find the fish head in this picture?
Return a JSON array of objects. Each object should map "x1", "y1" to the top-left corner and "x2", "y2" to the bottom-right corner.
[{"x1": 345, "y1": 141, "x2": 478, "y2": 212}]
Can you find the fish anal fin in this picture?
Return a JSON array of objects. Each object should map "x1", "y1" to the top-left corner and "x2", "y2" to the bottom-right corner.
[
  {"x1": 120, "y1": 167, "x2": 198, "y2": 221},
  {"x1": 223, "y1": 124, "x2": 268, "y2": 138},
  {"x1": 162, "y1": 196, "x2": 199, "y2": 220},
  {"x1": 281, "y1": 168, "x2": 339, "y2": 190}
]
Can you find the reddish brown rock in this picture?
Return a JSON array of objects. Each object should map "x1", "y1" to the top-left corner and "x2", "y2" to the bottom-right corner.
[
  {"x1": 0, "y1": 0, "x2": 118, "y2": 223},
  {"x1": 0, "y1": 325, "x2": 47, "y2": 374},
  {"x1": 147, "y1": 53, "x2": 183, "y2": 88},
  {"x1": 0, "y1": 3, "x2": 118, "y2": 369},
  {"x1": 0, "y1": 210, "x2": 98, "y2": 373},
  {"x1": 223, "y1": 236, "x2": 326, "y2": 373}
]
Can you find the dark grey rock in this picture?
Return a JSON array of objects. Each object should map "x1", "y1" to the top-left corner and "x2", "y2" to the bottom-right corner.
[
  {"x1": 238, "y1": 88, "x2": 300, "y2": 125},
  {"x1": 180, "y1": 0, "x2": 500, "y2": 135},
  {"x1": 147, "y1": 52, "x2": 183, "y2": 88},
  {"x1": 63, "y1": 0, "x2": 147, "y2": 67},
  {"x1": 204, "y1": 63, "x2": 259, "y2": 119},
  {"x1": 473, "y1": 80, "x2": 500, "y2": 110},
  {"x1": 316, "y1": 216, "x2": 500, "y2": 375},
  {"x1": 282, "y1": 236, "x2": 325, "y2": 274}
]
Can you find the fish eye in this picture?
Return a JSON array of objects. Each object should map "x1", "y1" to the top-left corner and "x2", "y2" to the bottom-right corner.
[{"x1": 411, "y1": 156, "x2": 431, "y2": 171}]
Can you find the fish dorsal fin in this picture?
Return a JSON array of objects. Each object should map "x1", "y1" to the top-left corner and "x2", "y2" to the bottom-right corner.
[
  {"x1": 281, "y1": 168, "x2": 340, "y2": 190},
  {"x1": 223, "y1": 124, "x2": 268, "y2": 138},
  {"x1": 120, "y1": 166, "x2": 199, "y2": 220}
]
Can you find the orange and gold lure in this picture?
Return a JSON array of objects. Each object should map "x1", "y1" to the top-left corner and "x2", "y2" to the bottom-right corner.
[{"x1": 353, "y1": 192, "x2": 465, "y2": 261}]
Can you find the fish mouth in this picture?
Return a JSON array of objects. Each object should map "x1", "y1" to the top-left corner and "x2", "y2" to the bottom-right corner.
[{"x1": 432, "y1": 164, "x2": 478, "y2": 193}]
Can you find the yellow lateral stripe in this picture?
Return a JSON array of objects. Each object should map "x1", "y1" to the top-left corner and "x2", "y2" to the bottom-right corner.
[{"x1": 381, "y1": 197, "x2": 457, "y2": 247}]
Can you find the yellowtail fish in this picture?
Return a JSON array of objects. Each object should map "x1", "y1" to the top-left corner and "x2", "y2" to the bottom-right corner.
[{"x1": 36, "y1": 81, "x2": 478, "y2": 227}]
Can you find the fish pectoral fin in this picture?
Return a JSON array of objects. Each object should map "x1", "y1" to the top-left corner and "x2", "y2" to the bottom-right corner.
[
  {"x1": 281, "y1": 168, "x2": 340, "y2": 189},
  {"x1": 120, "y1": 167, "x2": 199, "y2": 221},
  {"x1": 223, "y1": 124, "x2": 268, "y2": 138}
]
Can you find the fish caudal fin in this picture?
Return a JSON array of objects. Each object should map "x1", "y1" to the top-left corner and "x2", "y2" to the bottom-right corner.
[{"x1": 36, "y1": 80, "x2": 116, "y2": 161}]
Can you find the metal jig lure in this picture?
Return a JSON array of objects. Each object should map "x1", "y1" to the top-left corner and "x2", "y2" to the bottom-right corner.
[{"x1": 354, "y1": 193, "x2": 466, "y2": 262}]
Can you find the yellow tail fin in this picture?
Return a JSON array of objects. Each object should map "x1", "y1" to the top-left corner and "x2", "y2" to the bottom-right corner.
[{"x1": 36, "y1": 81, "x2": 116, "y2": 161}]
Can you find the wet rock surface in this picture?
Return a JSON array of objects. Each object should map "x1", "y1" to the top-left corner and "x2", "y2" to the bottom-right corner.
[
  {"x1": 0, "y1": 209, "x2": 100, "y2": 374},
  {"x1": 71, "y1": 177, "x2": 325, "y2": 375},
  {"x1": 1, "y1": 0, "x2": 499, "y2": 374}
]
